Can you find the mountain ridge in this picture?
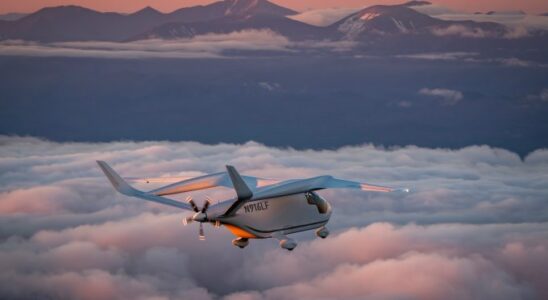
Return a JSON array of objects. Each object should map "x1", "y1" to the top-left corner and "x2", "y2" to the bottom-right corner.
[
  {"x1": 0, "y1": 0, "x2": 542, "y2": 43},
  {"x1": 0, "y1": 0, "x2": 298, "y2": 42}
]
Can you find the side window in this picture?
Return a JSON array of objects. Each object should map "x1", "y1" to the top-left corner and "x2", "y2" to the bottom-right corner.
[
  {"x1": 305, "y1": 192, "x2": 329, "y2": 214},
  {"x1": 305, "y1": 192, "x2": 315, "y2": 205}
]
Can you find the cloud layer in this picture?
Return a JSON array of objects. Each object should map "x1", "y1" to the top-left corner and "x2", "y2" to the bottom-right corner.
[
  {"x1": 0, "y1": 30, "x2": 355, "y2": 59},
  {"x1": 1, "y1": 136, "x2": 547, "y2": 299},
  {"x1": 412, "y1": 4, "x2": 548, "y2": 30}
]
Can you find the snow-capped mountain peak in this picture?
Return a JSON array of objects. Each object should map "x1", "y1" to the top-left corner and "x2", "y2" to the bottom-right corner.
[
  {"x1": 360, "y1": 12, "x2": 381, "y2": 21},
  {"x1": 333, "y1": 5, "x2": 438, "y2": 38},
  {"x1": 224, "y1": 0, "x2": 259, "y2": 16}
]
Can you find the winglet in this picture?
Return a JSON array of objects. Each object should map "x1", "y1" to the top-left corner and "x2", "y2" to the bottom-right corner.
[
  {"x1": 226, "y1": 165, "x2": 253, "y2": 200},
  {"x1": 97, "y1": 161, "x2": 192, "y2": 210},
  {"x1": 97, "y1": 160, "x2": 136, "y2": 195}
]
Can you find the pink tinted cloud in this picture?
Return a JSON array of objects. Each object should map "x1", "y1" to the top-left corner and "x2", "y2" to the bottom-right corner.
[
  {"x1": 1, "y1": 137, "x2": 548, "y2": 299},
  {"x1": 31, "y1": 213, "x2": 185, "y2": 251},
  {"x1": 0, "y1": 186, "x2": 76, "y2": 214},
  {"x1": 1, "y1": 269, "x2": 213, "y2": 300},
  {"x1": 254, "y1": 253, "x2": 529, "y2": 300},
  {"x1": 231, "y1": 223, "x2": 547, "y2": 300}
]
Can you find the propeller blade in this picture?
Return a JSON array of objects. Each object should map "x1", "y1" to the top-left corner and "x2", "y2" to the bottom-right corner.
[
  {"x1": 182, "y1": 216, "x2": 193, "y2": 226},
  {"x1": 199, "y1": 223, "x2": 205, "y2": 241},
  {"x1": 201, "y1": 199, "x2": 211, "y2": 213},
  {"x1": 186, "y1": 196, "x2": 199, "y2": 212}
]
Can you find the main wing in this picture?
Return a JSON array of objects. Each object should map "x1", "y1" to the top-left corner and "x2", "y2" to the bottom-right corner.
[
  {"x1": 125, "y1": 176, "x2": 194, "y2": 184},
  {"x1": 98, "y1": 162, "x2": 407, "y2": 210},
  {"x1": 252, "y1": 175, "x2": 408, "y2": 200},
  {"x1": 97, "y1": 161, "x2": 280, "y2": 210}
]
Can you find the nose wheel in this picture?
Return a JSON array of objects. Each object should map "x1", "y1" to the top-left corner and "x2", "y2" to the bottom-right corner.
[{"x1": 315, "y1": 226, "x2": 329, "y2": 239}]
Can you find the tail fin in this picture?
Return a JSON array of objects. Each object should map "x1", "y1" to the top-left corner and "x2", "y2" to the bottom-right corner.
[
  {"x1": 226, "y1": 165, "x2": 253, "y2": 200},
  {"x1": 222, "y1": 165, "x2": 253, "y2": 216}
]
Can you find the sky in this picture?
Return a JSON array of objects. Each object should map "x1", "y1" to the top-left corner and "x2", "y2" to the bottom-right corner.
[
  {"x1": 1, "y1": 0, "x2": 548, "y2": 15},
  {"x1": 1, "y1": 136, "x2": 547, "y2": 299}
]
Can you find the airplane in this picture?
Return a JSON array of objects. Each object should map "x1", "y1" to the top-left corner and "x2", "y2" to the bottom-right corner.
[{"x1": 97, "y1": 161, "x2": 408, "y2": 251}]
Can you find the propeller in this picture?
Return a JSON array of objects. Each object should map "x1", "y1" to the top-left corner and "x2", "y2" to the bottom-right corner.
[{"x1": 182, "y1": 196, "x2": 214, "y2": 240}]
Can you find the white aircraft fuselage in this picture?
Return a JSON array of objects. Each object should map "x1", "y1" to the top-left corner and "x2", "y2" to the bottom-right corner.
[{"x1": 209, "y1": 192, "x2": 331, "y2": 239}]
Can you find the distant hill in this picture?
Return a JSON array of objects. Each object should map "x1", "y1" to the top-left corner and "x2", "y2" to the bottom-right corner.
[
  {"x1": 0, "y1": 5, "x2": 164, "y2": 41},
  {"x1": 0, "y1": 0, "x2": 298, "y2": 42},
  {"x1": 130, "y1": 14, "x2": 324, "y2": 41},
  {"x1": 167, "y1": 0, "x2": 296, "y2": 22},
  {"x1": 329, "y1": 3, "x2": 505, "y2": 40}
]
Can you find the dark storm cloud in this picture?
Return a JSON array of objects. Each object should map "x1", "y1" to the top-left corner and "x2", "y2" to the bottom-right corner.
[{"x1": 1, "y1": 136, "x2": 547, "y2": 299}]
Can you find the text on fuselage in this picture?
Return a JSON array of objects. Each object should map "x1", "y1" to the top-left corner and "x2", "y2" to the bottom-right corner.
[{"x1": 244, "y1": 201, "x2": 269, "y2": 213}]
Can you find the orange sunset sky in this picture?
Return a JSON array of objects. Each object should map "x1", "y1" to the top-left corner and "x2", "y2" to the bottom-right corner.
[{"x1": 1, "y1": 0, "x2": 548, "y2": 14}]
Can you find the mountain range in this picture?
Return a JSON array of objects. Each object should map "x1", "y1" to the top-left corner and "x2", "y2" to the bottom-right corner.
[{"x1": 0, "y1": 0, "x2": 542, "y2": 43}]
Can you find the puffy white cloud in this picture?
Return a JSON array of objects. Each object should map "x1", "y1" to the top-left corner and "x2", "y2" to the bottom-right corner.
[
  {"x1": 0, "y1": 30, "x2": 290, "y2": 59},
  {"x1": 428, "y1": 24, "x2": 528, "y2": 41},
  {"x1": 258, "y1": 82, "x2": 281, "y2": 91},
  {"x1": 397, "y1": 52, "x2": 547, "y2": 68},
  {"x1": 397, "y1": 52, "x2": 478, "y2": 61},
  {"x1": 526, "y1": 88, "x2": 548, "y2": 102},
  {"x1": 0, "y1": 136, "x2": 547, "y2": 299},
  {"x1": 419, "y1": 88, "x2": 464, "y2": 106},
  {"x1": 542, "y1": 89, "x2": 548, "y2": 102},
  {"x1": 412, "y1": 4, "x2": 548, "y2": 30},
  {"x1": 241, "y1": 254, "x2": 529, "y2": 300},
  {"x1": 431, "y1": 25, "x2": 493, "y2": 38}
]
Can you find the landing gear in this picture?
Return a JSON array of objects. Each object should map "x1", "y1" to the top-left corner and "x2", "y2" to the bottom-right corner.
[
  {"x1": 232, "y1": 237, "x2": 249, "y2": 249},
  {"x1": 315, "y1": 226, "x2": 329, "y2": 239},
  {"x1": 279, "y1": 238, "x2": 297, "y2": 251},
  {"x1": 271, "y1": 232, "x2": 298, "y2": 251}
]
